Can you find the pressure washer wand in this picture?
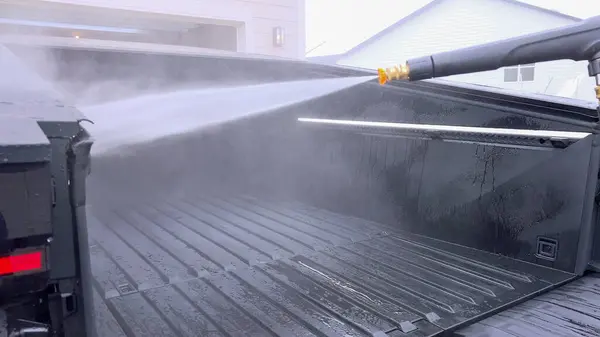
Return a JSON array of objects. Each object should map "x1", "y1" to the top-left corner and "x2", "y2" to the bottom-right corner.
[{"x1": 378, "y1": 15, "x2": 600, "y2": 107}]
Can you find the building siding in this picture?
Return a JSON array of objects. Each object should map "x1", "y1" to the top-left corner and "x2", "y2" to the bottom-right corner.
[
  {"x1": 27, "y1": 0, "x2": 304, "y2": 58},
  {"x1": 338, "y1": 0, "x2": 594, "y2": 101}
]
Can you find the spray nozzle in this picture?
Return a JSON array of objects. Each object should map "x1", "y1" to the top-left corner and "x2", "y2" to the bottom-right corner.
[{"x1": 377, "y1": 63, "x2": 410, "y2": 85}]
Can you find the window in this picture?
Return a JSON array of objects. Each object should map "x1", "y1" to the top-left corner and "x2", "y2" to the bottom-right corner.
[
  {"x1": 504, "y1": 64, "x2": 535, "y2": 82},
  {"x1": 504, "y1": 67, "x2": 518, "y2": 82}
]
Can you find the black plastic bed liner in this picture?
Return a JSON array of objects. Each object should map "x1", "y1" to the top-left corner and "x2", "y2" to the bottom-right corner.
[
  {"x1": 87, "y1": 196, "x2": 575, "y2": 337},
  {"x1": 456, "y1": 273, "x2": 600, "y2": 337}
]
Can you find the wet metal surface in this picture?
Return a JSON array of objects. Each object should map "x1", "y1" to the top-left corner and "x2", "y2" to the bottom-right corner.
[
  {"x1": 88, "y1": 197, "x2": 574, "y2": 337},
  {"x1": 456, "y1": 273, "x2": 600, "y2": 337}
]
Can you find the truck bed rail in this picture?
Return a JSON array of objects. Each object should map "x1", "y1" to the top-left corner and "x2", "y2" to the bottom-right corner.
[{"x1": 298, "y1": 118, "x2": 591, "y2": 150}]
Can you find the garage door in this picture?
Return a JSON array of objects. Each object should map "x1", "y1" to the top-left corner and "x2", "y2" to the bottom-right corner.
[{"x1": 0, "y1": 2, "x2": 239, "y2": 51}]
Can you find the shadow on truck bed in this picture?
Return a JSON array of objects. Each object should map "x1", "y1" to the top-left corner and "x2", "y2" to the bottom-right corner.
[{"x1": 7, "y1": 39, "x2": 600, "y2": 336}]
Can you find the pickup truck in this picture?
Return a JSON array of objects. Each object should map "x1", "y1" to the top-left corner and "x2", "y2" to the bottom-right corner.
[{"x1": 1, "y1": 30, "x2": 600, "y2": 336}]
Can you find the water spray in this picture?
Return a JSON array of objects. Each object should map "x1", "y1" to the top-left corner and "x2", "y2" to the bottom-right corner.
[{"x1": 83, "y1": 76, "x2": 375, "y2": 155}]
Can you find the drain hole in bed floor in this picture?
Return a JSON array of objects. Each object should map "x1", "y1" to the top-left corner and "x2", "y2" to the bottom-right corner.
[{"x1": 117, "y1": 283, "x2": 136, "y2": 295}]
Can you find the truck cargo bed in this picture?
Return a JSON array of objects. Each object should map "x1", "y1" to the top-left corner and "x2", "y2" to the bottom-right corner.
[{"x1": 88, "y1": 195, "x2": 575, "y2": 337}]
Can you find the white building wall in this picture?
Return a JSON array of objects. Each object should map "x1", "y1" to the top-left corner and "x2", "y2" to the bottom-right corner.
[
  {"x1": 13, "y1": 0, "x2": 305, "y2": 58},
  {"x1": 338, "y1": 0, "x2": 595, "y2": 101}
]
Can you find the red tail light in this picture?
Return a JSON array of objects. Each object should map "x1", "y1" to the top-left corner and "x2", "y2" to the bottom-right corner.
[{"x1": 0, "y1": 251, "x2": 44, "y2": 276}]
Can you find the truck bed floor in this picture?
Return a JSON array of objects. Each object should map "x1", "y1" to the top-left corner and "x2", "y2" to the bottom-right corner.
[
  {"x1": 87, "y1": 196, "x2": 575, "y2": 337},
  {"x1": 456, "y1": 272, "x2": 600, "y2": 337}
]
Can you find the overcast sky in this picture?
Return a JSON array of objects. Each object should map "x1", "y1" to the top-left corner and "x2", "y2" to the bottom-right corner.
[{"x1": 305, "y1": 0, "x2": 597, "y2": 56}]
